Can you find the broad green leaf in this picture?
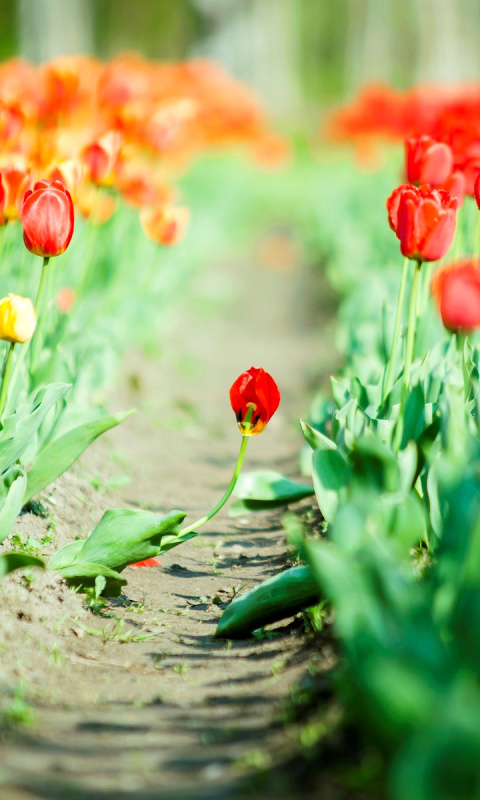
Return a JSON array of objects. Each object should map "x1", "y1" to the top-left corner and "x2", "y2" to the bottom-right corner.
[
  {"x1": 48, "y1": 540, "x2": 84, "y2": 571},
  {"x1": 214, "y1": 566, "x2": 319, "y2": 639},
  {"x1": 230, "y1": 470, "x2": 314, "y2": 516},
  {"x1": 312, "y1": 449, "x2": 350, "y2": 523},
  {"x1": 0, "y1": 553, "x2": 45, "y2": 579},
  {"x1": 55, "y1": 561, "x2": 127, "y2": 596},
  {"x1": 57, "y1": 562, "x2": 126, "y2": 583},
  {"x1": 74, "y1": 508, "x2": 186, "y2": 572},
  {"x1": 24, "y1": 409, "x2": 135, "y2": 503},
  {"x1": 0, "y1": 383, "x2": 69, "y2": 474},
  {"x1": 0, "y1": 468, "x2": 26, "y2": 543},
  {"x1": 300, "y1": 419, "x2": 336, "y2": 451}
]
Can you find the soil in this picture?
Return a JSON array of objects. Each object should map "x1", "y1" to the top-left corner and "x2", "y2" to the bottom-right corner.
[{"x1": 0, "y1": 236, "x2": 347, "y2": 799}]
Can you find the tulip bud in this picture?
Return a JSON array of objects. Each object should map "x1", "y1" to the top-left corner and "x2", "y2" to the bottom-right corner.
[
  {"x1": 21, "y1": 179, "x2": 74, "y2": 258},
  {"x1": 229, "y1": 367, "x2": 280, "y2": 436},
  {"x1": 0, "y1": 294, "x2": 36, "y2": 343}
]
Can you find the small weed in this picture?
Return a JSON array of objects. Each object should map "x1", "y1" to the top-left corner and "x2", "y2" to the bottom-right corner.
[
  {"x1": 304, "y1": 601, "x2": 328, "y2": 634},
  {"x1": 49, "y1": 643, "x2": 64, "y2": 666},
  {"x1": 172, "y1": 663, "x2": 189, "y2": 675},
  {"x1": 76, "y1": 617, "x2": 163, "y2": 643},
  {"x1": 1, "y1": 683, "x2": 34, "y2": 728}
]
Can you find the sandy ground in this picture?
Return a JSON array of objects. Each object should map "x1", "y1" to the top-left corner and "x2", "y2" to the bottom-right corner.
[{"x1": 0, "y1": 240, "x2": 346, "y2": 799}]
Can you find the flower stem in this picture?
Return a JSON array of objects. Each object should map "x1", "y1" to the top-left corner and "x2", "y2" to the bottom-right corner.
[
  {"x1": 0, "y1": 342, "x2": 16, "y2": 419},
  {"x1": 382, "y1": 256, "x2": 409, "y2": 404},
  {"x1": 30, "y1": 256, "x2": 51, "y2": 372},
  {"x1": 474, "y1": 215, "x2": 480, "y2": 263},
  {"x1": 179, "y1": 435, "x2": 249, "y2": 537},
  {"x1": 6, "y1": 257, "x2": 51, "y2": 407},
  {"x1": 394, "y1": 261, "x2": 422, "y2": 451}
]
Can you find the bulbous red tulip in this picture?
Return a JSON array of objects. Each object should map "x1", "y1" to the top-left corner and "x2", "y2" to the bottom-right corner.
[
  {"x1": 229, "y1": 367, "x2": 280, "y2": 436},
  {"x1": 21, "y1": 179, "x2": 74, "y2": 257},
  {"x1": 405, "y1": 135, "x2": 454, "y2": 186},
  {"x1": 432, "y1": 259, "x2": 480, "y2": 333},
  {"x1": 387, "y1": 184, "x2": 457, "y2": 263}
]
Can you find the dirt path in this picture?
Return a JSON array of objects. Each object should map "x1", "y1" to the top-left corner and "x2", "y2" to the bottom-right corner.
[{"x1": 0, "y1": 238, "x2": 340, "y2": 799}]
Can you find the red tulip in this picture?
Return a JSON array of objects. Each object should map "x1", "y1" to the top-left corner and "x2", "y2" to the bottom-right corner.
[
  {"x1": 387, "y1": 184, "x2": 457, "y2": 262},
  {"x1": 21, "y1": 179, "x2": 74, "y2": 257},
  {"x1": 405, "y1": 135, "x2": 453, "y2": 187},
  {"x1": 130, "y1": 557, "x2": 161, "y2": 568},
  {"x1": 229, "y1": 367, "x2": 280, "y2": 436},
  {"x1": 432, "y1": 259, "x2": 480, "y2": 333}
]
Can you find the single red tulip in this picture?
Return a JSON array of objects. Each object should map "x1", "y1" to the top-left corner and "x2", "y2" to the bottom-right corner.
[
  {"x1": 405, "y1": 135, "x2": 454, "y2": 187},
  {"x1": 21, "y1": 179, "x2": 74, "y2": 257},
  {"x1": 432, "y1": 259, "x2": 480, "y2": 333},
  {"x1": 387, "y1": 184, "x2": 457, "y2": 263},
  {"x1": 229, "y1": 367, "x2": 280, "y2": 436}
]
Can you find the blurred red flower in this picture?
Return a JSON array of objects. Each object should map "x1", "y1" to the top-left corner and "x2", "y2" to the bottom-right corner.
[
  {"x1": 432, "y1": 259, "x2": 480, "y2": 332},
  {"x1": 405, "y1": 135, "x2": 453, "y2": 187}
]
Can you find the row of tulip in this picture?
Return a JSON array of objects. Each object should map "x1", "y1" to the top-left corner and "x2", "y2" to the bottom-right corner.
[
  {"x1": 215, "y1": 94, "x2": 480, "y2": 797},
  {"x1": 0, "y1": 55, "x2": 282, "y2": 586}
]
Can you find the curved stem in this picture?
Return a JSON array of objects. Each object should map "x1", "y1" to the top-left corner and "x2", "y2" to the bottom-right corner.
[
  {"x1": 382, "y1": 256, "x2": 409, "y2": 404},
  {"x1": 394, "y1": 261, "x2": 422, "y2": 451},
  {"x1": 0, "y1": 342, "x2": 16, "y2": 419},
  {"x1": 180, "y1": 435, "x2": 249, "y2": 537}
]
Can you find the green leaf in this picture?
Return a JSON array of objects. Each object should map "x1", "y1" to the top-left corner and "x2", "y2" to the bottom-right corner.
[
  {"x1": 0, "y1": 553, "x2": 45, "y2": 579},
  {"x1": 57, "y1": 562, "x2": 126, "y2": 582},
  {"x1": 230, "y1": 470, "x2": 314, "y2": 516},
  {"x1": 0, "y1": 383, "x2": 69, "y2": 474},
  {"x1": 0, "y1": 468, "x2": 26, "y2": 543},
  {"x1": 24, "y1": 409, "x2": 135, "y2": 503},
  {"x1": 48, "y1": 540, "x2": 84, "y2": 571},
  {"x1": 214, "y1": 566, "x2": 319, "y2": 639},
  {"x1": 300, "y1": 419, "x2": 336, "y2": 451},
  {"x1": 312, "y1": 449, "x2": 350, "y2": 523},
  {"x1": 72, "y1": 508, "x2": 186, "y2": 572}
]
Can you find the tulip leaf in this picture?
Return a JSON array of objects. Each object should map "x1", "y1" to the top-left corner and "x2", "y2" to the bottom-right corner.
[
  {"x1": 68, "y1": 508, "x2": 186, "y2": 573},
  {"x1": 0, "y1": 553, "x2": 45, "y2": 579},
  {"x1": 0, "y1": 383, "x2": 70, "y2": 474},
  {"x1": 24, "y1": 409, "x2": 135, "y2": 503},
  {"x1": 0, "y1": 468, "x2": 26, "y2": 543},
  {"x1": 230, "y1": 470, "x2": 314, "y2": 516},
  {"x1": 48, "y1": 540, "x2": 84, "y2": 571},
  {"x1": 300, "y1": 419, "x2": 337, "y2": 451},
  {"x1": 312, "y1": 449, "x2": 350, "y2": 523},
  {"x1": 214, "y1": 565, "x2": 320, "y2": 639}
]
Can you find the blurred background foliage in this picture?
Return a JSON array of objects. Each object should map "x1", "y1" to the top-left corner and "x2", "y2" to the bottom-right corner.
[{"x1": 5, "y1": 0, "x2": 480, "y2": 124}]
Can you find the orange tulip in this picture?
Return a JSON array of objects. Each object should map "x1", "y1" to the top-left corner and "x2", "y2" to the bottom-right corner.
[{"x1": 140, "y1": 204, "x2": 190, "y2": 245}]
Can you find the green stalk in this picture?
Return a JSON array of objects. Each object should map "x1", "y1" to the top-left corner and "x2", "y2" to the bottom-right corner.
[
  {"x1": 6, "y1": 256, "x2": 51, "y2": 407},
  {"x1": 474, "y1": 215, "x2": 480, "y2": 263},
  {"x1": 382, "y1": 256, "x2": 409, "y2": 404},
  {"x1": 180, "y1": 435, "x2": 249, "y2": 537},
  {"x1": 29, "y1": 257, "x2": 51, "y2": 372},
  {"x1": 394, "y1": 261, "x2": 422, "y2": 451},
  {"x1": 0, "y1": 342, "x2": 16, "y2": 418}
]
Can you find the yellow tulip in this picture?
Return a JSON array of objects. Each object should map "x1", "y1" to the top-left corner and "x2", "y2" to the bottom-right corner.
[{"x1": 0, "y1": 294, "x2": 37, "y2": 344}]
